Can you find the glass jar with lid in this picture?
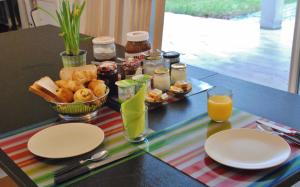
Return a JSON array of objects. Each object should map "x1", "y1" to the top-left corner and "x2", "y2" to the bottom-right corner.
[
  {"x1": 121, "y1": 58, "x2": 142, "y2": 79},
  {"x1": 97, "y1": 61, "x2": 118, "y2": 96},
  {"x1": 143, "y1": 50, "x2": 164, "y2": 75},
  {"x1": 125, "y1": 31, "x2": 151, "y2": 61},
  {"x1": 92, "y1": 36, "x2": 116, "y2": 61},
  {"x1": 163, "y1": 51, "x2": 180, "y2": 69},
  {"x1": 171, "y1": 63, "x2": 187, "y2": 84},
  {"x1": 153, "y1": 67, "x2": 171, "y2": 91}
]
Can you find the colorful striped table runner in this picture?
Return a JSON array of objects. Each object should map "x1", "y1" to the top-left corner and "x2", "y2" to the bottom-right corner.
[
  {"x1": 1, "y1": 106, "x2": 300, "y2": 187},
  {"x1": 139, "y1": 110, "x2": 300, "y2": 187},
  {"x1": 0, "y1": 107, "x2": 144, "y2": 187}
]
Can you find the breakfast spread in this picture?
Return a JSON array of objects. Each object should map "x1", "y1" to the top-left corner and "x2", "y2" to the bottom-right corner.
[{"x1": 29, "y1": 30, "x2": 192, "y2": 117}]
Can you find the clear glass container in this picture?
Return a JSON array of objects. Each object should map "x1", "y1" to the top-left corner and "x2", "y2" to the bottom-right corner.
[
  {"x1": 115, "y1": 80, "x2": 137, "y2": 102},
  {"x1": 60, "y1": 50, "x2": 87, "y2": 67},
  {"x1": 92, "y1": 36, "x2": 116, "y2": 61},
  {"x1": 143, "y1": 50, "x2": 164, "y2": 75},
  {"x1": 121, "y1": 106, "x2": 148, "y2": 143},
  {"x1": 171, "y1": 63, "x2": 187, "y2": 84},
  {"x1": 97, "y1": 61, "x2": 118, "y2": 96},
  {"x1": 207, "y1": 87, "x2": 233, "y2": 122},
  {"x1": 125, "y1": 31, "x2": 151, "y2": 61},
  {"x1": 153, "y1": 67, "x2": 171, "y2": 91},
  {"x1": 122, "y1": 58, "x2": 141, "y2": 79},
  {"x1": 163, "y1": 51, "x2": 180, "y2": 69}
]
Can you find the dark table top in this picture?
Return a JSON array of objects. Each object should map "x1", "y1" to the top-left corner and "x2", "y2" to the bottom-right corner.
[{"x1": 0, "y1": 25, "x2": 299, "y2": 187}]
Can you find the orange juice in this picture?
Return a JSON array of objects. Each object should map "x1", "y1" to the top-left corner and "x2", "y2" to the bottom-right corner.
[{"x1": 208, "y1": 95, "x2": 232, "y2": 122}]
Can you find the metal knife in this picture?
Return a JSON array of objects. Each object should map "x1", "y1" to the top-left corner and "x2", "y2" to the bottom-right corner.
[
  {"x1": 54, "y1": 152, "x2": 133, "y2": 185},
  {"x1": 256, "y1": 120, "x2": 300, "y2": 135}
]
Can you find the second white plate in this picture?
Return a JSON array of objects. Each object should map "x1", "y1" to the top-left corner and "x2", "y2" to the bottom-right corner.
[
  {"x1": 204, "y1": 128, "x2": 291, "y2": 169},
  {"x1": 28, "y1": 123, "x2": 104, "y2": 159}
]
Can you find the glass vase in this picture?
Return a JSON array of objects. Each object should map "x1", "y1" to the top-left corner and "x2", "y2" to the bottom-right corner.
[{"x1": 60, "y1": 50, "x2": 87, "y2": 67}]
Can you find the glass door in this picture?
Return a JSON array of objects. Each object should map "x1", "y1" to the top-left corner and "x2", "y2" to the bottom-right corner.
[{"x1": 162, "y1": 0, "x2": 298, "y2": 92}]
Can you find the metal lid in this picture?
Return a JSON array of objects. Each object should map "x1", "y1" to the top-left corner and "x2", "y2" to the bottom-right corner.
[
  {"x1": 154, "y1": 67, "x2": 169, "y2": 74},
  {"x1": 163, "y1": 51, "x2": 180, "y2": 59},
  {"x1": 92, "y1": 36, "x2": 115, "y2": 44},
  {"x1": 171, "y1": 63, "x2": 186, "y2": 69}
]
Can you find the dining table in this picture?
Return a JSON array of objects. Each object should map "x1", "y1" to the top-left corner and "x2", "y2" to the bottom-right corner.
[{"x1": 0, "y1": 25, "x2": 300, "y2": 187}]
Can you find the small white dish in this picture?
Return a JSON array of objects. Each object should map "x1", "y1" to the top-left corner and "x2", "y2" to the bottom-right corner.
[
  {"x1": 204, "y1": 128, "x2": 291, "y2": 169},
  {"x1": 28, "y1": 123, "x2": 104, "y2": 159}
]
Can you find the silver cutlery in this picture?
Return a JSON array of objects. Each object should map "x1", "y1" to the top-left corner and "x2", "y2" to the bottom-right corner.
[
  {"x1": 54, "y1": 150, "x2": 109, "y2": 176},
  {"x1": 256, "y1": 120, "x2": 300, "y2": 136},
  {"x1": 257, "y1": 123, "x2": 300, "y2": 145},
  {"x1": 54, "y1": 151, "x2": 134, "y2": 185}
]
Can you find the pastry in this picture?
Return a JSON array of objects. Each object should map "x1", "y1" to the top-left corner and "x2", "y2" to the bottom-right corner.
[
  {"x1": 72, "y1": 70, "x2": 91, "y2": 84},
  {"x1": 146, "y1": 89, "x2": 167, "y2": 103},
  {"x1": 74, "y1": 88, "x2": 94, "y2": 102},
  {"x1": 148, "y1": 89, "x2": 162, "y2": 100},
  {"x1": 56, "y1": 80, "x2": 84, "y2": 92},
  {"x1": 60, "y1": 64, "x2": 97, "y2": 81},
  {"x1": 88, "y1": 79, "x2": 106, "y2": 97},
  {"x1": 170, "y1": 85, "x2": 183, "y2": 93},
  {"x1": 55, "y1": 88, "x2": 74, "y2": 103},
  {"x1": 174, "y1": 81, "x2": 191, "y2": 91}
]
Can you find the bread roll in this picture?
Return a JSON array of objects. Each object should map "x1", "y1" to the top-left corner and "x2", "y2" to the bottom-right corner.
[
  {"x1": 56, "y1": 80, "x2": 84, "y2": 92},
  {"x1": 56, "y1": 88, "x2": 74, "y2": 103},
  {"x1": 72, "y1": 70, "x2": 92, "y2": 84},
  {"x1": 88, "y1": 79, "x2": 106, "y2": 97},
  {"x1": 74, "y1": 88, "x2": 94, "y2": 102},
  {"x1": 59, "y1": 64, "x2": 97, "y2": 81}
]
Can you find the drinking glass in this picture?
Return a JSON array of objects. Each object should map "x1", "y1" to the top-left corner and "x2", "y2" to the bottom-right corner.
[
  {"x1": 121, "y1": 107, "x2": 148, "y2": 143},
  {"x1": 207, "y1": 87, "x2": 233, "y2": 122}
]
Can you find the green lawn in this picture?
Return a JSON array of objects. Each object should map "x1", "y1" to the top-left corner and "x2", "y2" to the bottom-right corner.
[{"x1": 165, "y1": 0, "x2": 296, "y2": 19}]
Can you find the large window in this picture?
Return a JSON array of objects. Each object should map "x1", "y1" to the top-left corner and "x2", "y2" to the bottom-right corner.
[{"x1": 162, "y1": 0, "x2": 297, "y2": 91}]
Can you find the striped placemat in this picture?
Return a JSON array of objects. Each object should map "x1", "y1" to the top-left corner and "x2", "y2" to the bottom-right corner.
[
  {"x1": 139, "y1": 110, "x2": 300, "y2": 187},
  {"x1": 0, "y1": 107, "x2": 144, "y2": 187},
  {"x1": 1, "y1": 107, "x2": 300, "y2": 187}
]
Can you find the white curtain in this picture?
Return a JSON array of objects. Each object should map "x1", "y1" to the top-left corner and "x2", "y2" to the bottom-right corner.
[{"x1": 80, "y1": 0, "x2": 166, "y2": 49}]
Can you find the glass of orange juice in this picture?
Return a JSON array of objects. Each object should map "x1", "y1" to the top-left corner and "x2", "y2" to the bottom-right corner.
[{"x1": 207, "y1": 87, "x2": 233, "y2": 122}]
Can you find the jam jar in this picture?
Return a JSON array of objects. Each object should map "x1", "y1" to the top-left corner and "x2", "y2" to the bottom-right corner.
[
  {"x1": 125, "y1": 31, "x2": 151, "y2": 61},
  {"x1": 121, "y1": 58, "x2": 142, "y2": 79},
  {"x1": 97, "y1": 61, "x2": 118, "y2": 96}
]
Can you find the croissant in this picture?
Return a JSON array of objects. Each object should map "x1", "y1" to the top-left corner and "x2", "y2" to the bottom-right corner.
[
  {"x1": 88, "y1": 80, "x2": 106, "y2": 97},
  {"x1": 73, "y1": 88, "x2": 94, "y2": 102}
]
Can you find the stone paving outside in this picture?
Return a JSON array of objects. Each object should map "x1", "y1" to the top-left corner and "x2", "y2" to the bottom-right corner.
[{"x1": 162, "y1": 2, "x2": 297, "y2": 91}]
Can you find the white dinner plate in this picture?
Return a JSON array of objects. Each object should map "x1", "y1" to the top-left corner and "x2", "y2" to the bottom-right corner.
[
  {"x1": 204, "y1": 128, "x2": 291, "y2": 169},
  {"x1": 28, "y1": 123, "x2": 104, "y2": 159}
]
